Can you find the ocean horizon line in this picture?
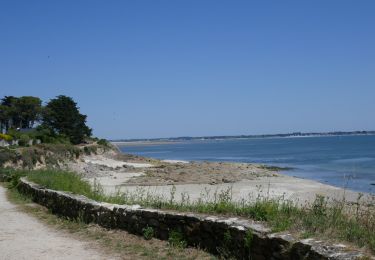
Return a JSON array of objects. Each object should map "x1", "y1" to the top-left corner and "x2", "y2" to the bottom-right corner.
[{"x1": 110, "y1": 130, "x2": 375, "y2": 143}]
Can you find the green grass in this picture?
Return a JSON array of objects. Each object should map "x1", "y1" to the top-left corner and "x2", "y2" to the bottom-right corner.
[
  {"x1": 27, "y1": 170, "x2": 94, "y2": 196},
  {"x1": 168, "y1": 230, "x2": 187, "y2": 248},
  {"x1": 3, "y1": 168, "x2": 375, "y2": 253}
]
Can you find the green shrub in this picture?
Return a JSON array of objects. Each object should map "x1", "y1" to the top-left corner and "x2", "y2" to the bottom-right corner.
[
  {"x1": 223, "y1": 230, "x2": 231, "y2": 244},
  {"x1": 18, "y1": 134, "x2": 31, "y2": 146},
  {"x1": 218, "y1": 230, "x2": 233, "y2": 258},
  {"x1": 168, "y1": 230, "x2": 187, "y2": 248},
  {"x1": 244, "y1": 230, "x2": 253, "y2": 249},
  {"x1": 6, "y1": 129, "x2": 21, "y2": 140},
  {"x1": 142, "y1": 226, "x2": 154, "y2": 240},
  {"x1": 97, "y1": 139, "x2": 108, "y2": 146},
  {"x1": 83, "y1": 146, "x2": 98, "y2": 155}
]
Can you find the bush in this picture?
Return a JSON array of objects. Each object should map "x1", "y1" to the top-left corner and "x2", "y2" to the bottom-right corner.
[
  {"x1": 0, "y1": 133, "x2": 13, "y2": 141},
  {"x1": 34, "y1": 126, "x2": 71, "y2": 144},
  {"x1": 0, "y1": 168, "x2": 29, "y2": 187},
  {"x1": 6, "y1": 129, "x2": 22, "y2": 140},
  {"x1": 97, "y1": 139, "x2": 108, "y2": 146},
  {"x1": 168, "y1": 230, "x2": 187, "y2": 248},
  {"x1": 142, "y1": 226, "x2": 154, "y2": 240},
  {"x1": 21, "y1": 148, "x2": 43, "y2": 169},
  {"x1": 18, "y1": 134, "x2": 30, "y2": 146},
  {"x1": 83, "y1": 146, "x2": 98, "y2": 155},
  {"x1": 0, "y1": 147, "x2": 17, "y2": 167}
]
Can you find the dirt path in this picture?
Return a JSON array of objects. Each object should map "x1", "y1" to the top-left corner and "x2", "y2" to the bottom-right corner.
[{"x1": 0, "y1": 186, "x2": 111, "y2": 260}]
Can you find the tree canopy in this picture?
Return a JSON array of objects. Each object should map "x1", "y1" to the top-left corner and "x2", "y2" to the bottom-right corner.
[
  {"x1": 16, "y1": 96, "x2": 43, "y2": 128},
  {"x1": 0, "y1": 95, "x2": 92, "y2": 144},
  {"x1": 42, "y1": 95, "x2": 92, "y2": 144},
  {"x1": 0, "y1": 96, "x2": 42, "y2": 131}
]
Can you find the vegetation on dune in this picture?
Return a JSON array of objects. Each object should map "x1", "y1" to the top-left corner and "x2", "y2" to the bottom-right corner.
[
  {"x1": 2, "y1": 168, "x2": 375, "y2": 253},
  {"x1": 0, "y1": 143, "x2": 109, "y2": 169},
  {"x1": 0, "y1": 147, "x2": 17, "y2": 168}
]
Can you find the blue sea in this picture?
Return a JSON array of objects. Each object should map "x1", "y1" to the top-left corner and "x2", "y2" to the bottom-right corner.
[{"x1": 118, "y1": 135, "x2": 375, "y2": 193}]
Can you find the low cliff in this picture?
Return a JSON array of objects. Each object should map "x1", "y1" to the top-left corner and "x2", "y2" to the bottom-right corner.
[{"x1": 0, "y1": 143, "x2": 114, "y2": 170}]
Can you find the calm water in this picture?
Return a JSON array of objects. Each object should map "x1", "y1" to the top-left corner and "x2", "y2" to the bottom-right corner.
[{"x1": 118, "y1": 135, "x2": 375, "y2": 193}]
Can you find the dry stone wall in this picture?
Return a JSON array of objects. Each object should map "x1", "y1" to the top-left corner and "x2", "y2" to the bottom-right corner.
[{"x1": 17, "y1": 178, "x2": 367, "y2": 260}]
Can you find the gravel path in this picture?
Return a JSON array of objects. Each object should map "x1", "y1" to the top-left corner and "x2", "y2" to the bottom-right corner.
[{"x1": 0, "y1": 186, "x2": 110, "y2": 260}]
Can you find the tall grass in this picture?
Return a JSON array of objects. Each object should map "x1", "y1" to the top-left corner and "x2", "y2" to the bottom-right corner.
[
  {"x1": 3, "y1": 168, "x2": 375, "y2": 253},
  {"x1": 27, "y1": 170, "x2": 94, "y2": 198}
]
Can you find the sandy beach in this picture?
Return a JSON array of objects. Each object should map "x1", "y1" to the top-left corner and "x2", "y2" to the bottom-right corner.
[{"x1": 67, "y1": 150, "x2": 374, "y2": 206}]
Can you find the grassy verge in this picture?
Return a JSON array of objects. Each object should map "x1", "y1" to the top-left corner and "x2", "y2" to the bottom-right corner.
[
  {"x1": 3, "y1": 168, "x2": 375, "y2": 254},
  {"x1": 2, "y1": 182, "x2": 214, "y2": 260}
]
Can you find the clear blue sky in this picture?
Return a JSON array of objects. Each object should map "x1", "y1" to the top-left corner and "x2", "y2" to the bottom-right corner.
[{"x1": 1, "y1": 1, "x2": 374, "y2": 139}]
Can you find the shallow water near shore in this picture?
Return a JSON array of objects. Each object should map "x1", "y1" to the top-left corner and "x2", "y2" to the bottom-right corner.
[{"x1": 118, "y1": 135, "x2": 375, "y2": 193}]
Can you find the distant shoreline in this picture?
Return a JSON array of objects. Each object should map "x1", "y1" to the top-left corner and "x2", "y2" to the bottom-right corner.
[
  {"x1": 111, "y1": 130, "x2": 375, "y2": 145},
  {"x1": 111, "y1": 140, "x2": 182, "y2": 146}
]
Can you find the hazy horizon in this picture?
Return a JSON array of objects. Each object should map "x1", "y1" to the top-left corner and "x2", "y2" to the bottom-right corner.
[
  {"x1": 1, "y1": 1, "x2": 374, "y2": 139},
  {"x1": 111, "y1": 129, "x2": 375, "y2": 141}
]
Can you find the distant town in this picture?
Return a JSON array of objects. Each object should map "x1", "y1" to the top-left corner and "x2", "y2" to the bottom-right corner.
[{"x1": 111, "y1": 130, "x2": 375, "y2": 143}]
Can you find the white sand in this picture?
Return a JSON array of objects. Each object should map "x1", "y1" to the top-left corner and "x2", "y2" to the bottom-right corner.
[
  {"x1": 85, "y1": 171, "x2": 145, "y2": 191},
  {"x1": 84, "y1": 156, "x2": 153, "y2": 168},
  {"x1": 100, "y1": 175, "x2": 370, "y2": 205}
]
